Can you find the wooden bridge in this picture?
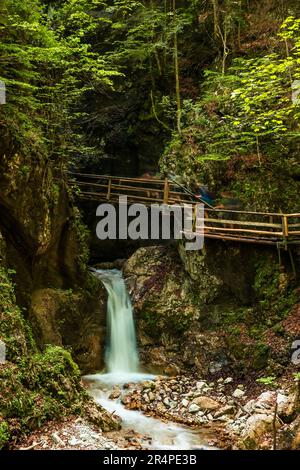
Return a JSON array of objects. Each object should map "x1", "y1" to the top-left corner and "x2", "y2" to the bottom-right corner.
[{"x1": 69, "y1": 172, "x2": 300, "y2": 251}]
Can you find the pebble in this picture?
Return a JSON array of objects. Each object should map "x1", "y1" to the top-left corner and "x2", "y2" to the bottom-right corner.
[
  {"x1": 196, "y1": 381, "x2": 207, "y2": 390},
  {"x1": 232, "y1": 388, "x2": 245, "y2": 398},
  {"x1": 224, "y1": 377, "x2": 233, "y2": 384},
  {"x1": 189, "y1": 403, "x2": 200, "y2": 413},
  {"x1": 68, "y1": 437, "x2": 81, "y2": 446},
  {"x1": 51, "y1": 433, "x2": 64, "y2": 446}
]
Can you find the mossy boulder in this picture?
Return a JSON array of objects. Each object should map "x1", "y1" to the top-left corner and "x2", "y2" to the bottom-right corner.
[
  {"x1": 29, "y1": 282, "x2": 107, "y2": 374},
  {"x1": 124, "y1": 243, "x2": 299, "y2": 376},
  {"x1": 0, "y1": 266, "x2": 116, "y2": 448}
]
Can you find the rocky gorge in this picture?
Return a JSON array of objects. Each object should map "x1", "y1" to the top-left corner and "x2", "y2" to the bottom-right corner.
[
  {"x1": 107, "y1": 373, "x2": 300, "y2": 450},
  {"x1": 1, "y1": 0, "x2": 300, "y2": 454}
]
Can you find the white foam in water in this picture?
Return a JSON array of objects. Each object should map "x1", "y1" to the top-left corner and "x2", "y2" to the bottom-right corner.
[
  {"x1": 84, "y1": 372, "x2": 156, "y2": 387},
  {"x1": 85, "y1": 269, "x2": 215, "y2": 450},
  {"x1": 97, "y1": 269, "x2": 139, "y2": 373},
  {"x1": 87, "y1": 376, "x2": 213, "y2": 450}
]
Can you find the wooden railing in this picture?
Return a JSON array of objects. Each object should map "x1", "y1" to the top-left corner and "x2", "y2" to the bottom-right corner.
[
  {"x1": 69, "y1": 172, "x2": 300, "y2": 247},
  {"x1": 69, "y1": 172, "x2": 194, "y2": 205},
  {"x1": 193, "y1": 209, "x2": 300, "y2": 246}
]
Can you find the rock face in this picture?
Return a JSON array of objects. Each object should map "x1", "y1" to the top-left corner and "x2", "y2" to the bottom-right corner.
[
  {"x1": 240, "y1": 413, "x2": 279, "y2": 450},
  {"x1": 29, "y1": 287, "x2": 107, "y2": 373},
  {"x1": 123, "y1": 245, "x2": 227, "y2": 374},
  {"x1": 0, "y1": 153, "x2": 107, "y2": 372},
  {"x1": 123, "y1": 244, "x2": 299, "y2": 375}
]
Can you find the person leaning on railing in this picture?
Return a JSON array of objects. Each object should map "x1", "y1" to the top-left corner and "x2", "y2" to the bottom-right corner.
[
  {"x1": 215, "y1": 191, "x2": 243, "y2": 223},
  {"x1": 194, "y1": 183, "x2": 216, "y2": 207}
]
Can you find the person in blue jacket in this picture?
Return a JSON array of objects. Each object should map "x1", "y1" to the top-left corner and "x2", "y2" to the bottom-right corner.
[{"x1": 194, "y1": 183, "x2": 216, "y2": 207}]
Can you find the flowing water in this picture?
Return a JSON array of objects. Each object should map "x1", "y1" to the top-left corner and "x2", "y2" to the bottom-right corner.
[
  {"x1": 99, "y1": 269, "x2": 139, "y2": 373},
  {"x1": 84, "y1": 269, "x2": 214, "y2": 450}
]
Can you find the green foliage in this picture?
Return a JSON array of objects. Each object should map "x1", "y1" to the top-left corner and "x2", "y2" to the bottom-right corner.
[
  {"x1": 0, "y1": 267, "x2": 35, "y2": 360},
  {"x1": 0, "y1": 268, "x2": 86, "y2": 443},
  {"x1": 293, "y1": 372, "x2": 300, "y2": 382},
  {"x1": 0, "y1": 421, "x2": 10, "y2": 449},
  {"x1": 161, "y1": 16, "x2": 300, "y2": 211},
  {"x1": 256, "y1": 375, "x2": 278, "y2": 388},
  {"x1": 254, "y1": 258, "x2": 297, "y2": 323},
  {"x1": 0, "y1": 0, "x2": 119, "y2": 163},
  {"x1": 71, "y1": 207, "x2": 90, "y2": 272}
]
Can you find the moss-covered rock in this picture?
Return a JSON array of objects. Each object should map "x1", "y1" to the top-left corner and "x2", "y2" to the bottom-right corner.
[
  {"x1": 29, "y1": 283, "x2": 107, "y2": 374},
  {"x1": 0, "y1": 266, "x2": 116, "y2": 449},
  {"x1": 124, "y1": 243, "x2": 299, "y2": 376}
]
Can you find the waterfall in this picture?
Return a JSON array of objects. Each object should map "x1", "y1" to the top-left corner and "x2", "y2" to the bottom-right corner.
[{"x1": 96, "y1": 269, "x2": 139, "y2": 373}]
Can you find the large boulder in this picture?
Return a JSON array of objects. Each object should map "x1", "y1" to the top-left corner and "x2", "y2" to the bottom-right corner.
[
  {"x1": 29, "y1": 284, "x2": 107, "y2": 373},
  {"x1": 240, "y1": 413, "x2": 280, "y2": 450},
  {"x1": 123, "y1": 245, "x2": 227, "y2": 374},
  {"x1": 192, "y1": 396, "x2": 220, "y2": 411}
]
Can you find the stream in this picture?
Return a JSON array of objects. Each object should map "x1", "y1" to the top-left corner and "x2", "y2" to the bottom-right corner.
[{"x1": 84, "y1": 269, "x2": 214, "y2": 450}]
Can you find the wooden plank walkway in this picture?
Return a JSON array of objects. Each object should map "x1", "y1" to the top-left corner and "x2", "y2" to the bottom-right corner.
[{"x1": 69, "y1": 172, "x2": 300, "y2": 248}]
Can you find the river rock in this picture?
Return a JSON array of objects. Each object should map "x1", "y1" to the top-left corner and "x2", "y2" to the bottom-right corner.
[
  {"x1": 233, "y1": 388, "x2": 245, "y2": 398},
  {"x1": 214, "y1": 405, "x2": 236, "y2": 418},
  {"x1": 143, "y1": 393, "x2": 149, "y2": 403},
  {"x1": 189, "y1": 403, "x2": 200, "y2": 413},
  {"x1": 193, "y1": 396, "x2": 220, "y2": 411},
  {"x1": 52, "y1": 433, "x2": 64, "y2": 446},
  {"x1": 121, "y1": 395, "x2": 131, "y2": 405},
  {"x1": 148, "y1": 392, "x2": 156, "y2": 402},
  {"x1": 156, "y1": 403, "x2": 166, "y2": 414},
  {"x1": 196, "y1": 381, "x2": 207, "y2": 390},
  {"x1": 142, "y1": 380, "x2": 156, "y2": 390},
  {"x1": 164, "y1": 364, "x2": 180, "y2": 376},
  {"x1": 277, "y1": 391, "x2": 299, "y2": 422},
  {"x1": 278, "y1": 415, "x2": 300, "y2": 450},
  {"x1": 240, "y1": 413, "x2": 280, "y2": 449},
  {"x1": 181, "y1": 398, "x2": 189, "y2": 407},
  {"x1": 243, "y1": 398, "x2": 256, "y2": 413},
  {"x1": 224, "y1": 377, "x2": 233, "y2": 384},
  {"x1": 109, "y1": 388, "x2": 121, "y2": 400},
  {"x1": 163, "y1": 398, "x2": 170, "y2": 407},
  {"x1": 69, "y1": 437, "x2": 81, "y2": 446}
]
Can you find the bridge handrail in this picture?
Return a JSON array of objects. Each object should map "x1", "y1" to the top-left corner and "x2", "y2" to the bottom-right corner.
[
  {"x1": 68, "y1": 171, "x2": 300, "y2": 245},
  {"x1": 68, "y1": 172, "x2": 299, "y2": 218}
]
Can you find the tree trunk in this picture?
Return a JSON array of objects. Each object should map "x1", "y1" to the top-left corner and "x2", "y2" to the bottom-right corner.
[
  {"x1": 211, "y1": 0, "x2": 219, "y2": 39},
  {"x1": 173, "y1": 0, "x2": 181, "y2": 134}
]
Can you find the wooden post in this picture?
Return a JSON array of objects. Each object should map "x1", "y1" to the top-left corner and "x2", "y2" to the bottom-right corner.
[
  {"x1": 288, "y1": 248, "x2": 296, "y2": 278},
  {"x1": 107, "y1": 177, "x2": 112, "y2": 200},
  {"x1": 282, "y1": 215, "x2": 289, "y2": 238},
  {"x1": 192, "y1": 204, "x2": 197, "y2": 232},
  {"x1": 163, "y1": 178, "x2": 169, "y2": 204},
  {"x1": 269, "y1": 215, "x2": 274, "y2": 233}
]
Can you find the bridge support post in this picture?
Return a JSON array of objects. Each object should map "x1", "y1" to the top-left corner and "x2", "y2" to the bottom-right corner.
[
  {"x1": 163, "y1": 178, "x2": 169, "y2": 205},
  {"x1": 107, "y1": 177, "x2": 112, "y2": 200}
]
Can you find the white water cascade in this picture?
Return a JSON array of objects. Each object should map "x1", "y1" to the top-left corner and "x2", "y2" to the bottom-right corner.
[
  {"x1": 99, "y1": 269, "x2": 139, "y2": 374},
  {"x1": 84, "y1": 268, "x2": 214, "y2": 450}
]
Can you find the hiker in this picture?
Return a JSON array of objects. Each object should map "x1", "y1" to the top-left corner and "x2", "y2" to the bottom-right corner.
[
  {"x1": 215, "y1": 191, "x2": 243, "y2": 212},
  {"x1": 194, "y1": 182, "x2": 216, "y2": 207},
  {"x1": 215, "y1": 191, "x2": 243, "y2": 227}
]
